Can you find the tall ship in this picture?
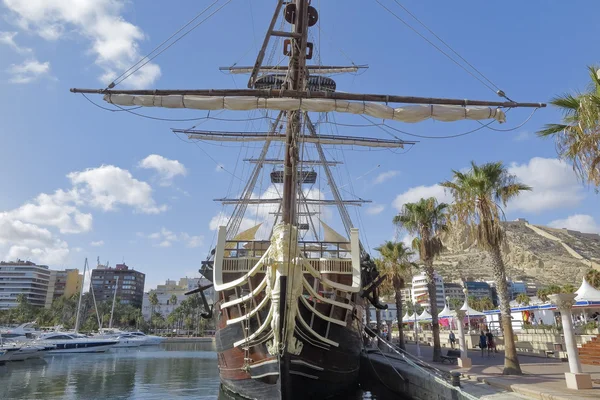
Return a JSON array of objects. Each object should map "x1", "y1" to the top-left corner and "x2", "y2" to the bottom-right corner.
[{"x1": 72, "y1": 1, "x2": 543, "y2": 398}]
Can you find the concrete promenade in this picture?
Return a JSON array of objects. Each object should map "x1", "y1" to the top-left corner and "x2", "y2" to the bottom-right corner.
[{"x1": 404, "y1": 343, "x2": 600, "y2": 399}]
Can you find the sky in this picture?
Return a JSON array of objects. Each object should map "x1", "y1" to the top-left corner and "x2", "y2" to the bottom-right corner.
[{"x1": 1, "y1": 1, "x2": 599, "y2": 290}]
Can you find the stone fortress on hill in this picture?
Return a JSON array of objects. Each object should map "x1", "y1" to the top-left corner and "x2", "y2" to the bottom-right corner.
[{"x1": 434, "y1": 218, "x2": 600, "y2": 286}]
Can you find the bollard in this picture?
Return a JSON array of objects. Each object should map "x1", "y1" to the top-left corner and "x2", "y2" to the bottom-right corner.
[{"x1": 450, "y1": 371, "x2": 461, "y2": 387}]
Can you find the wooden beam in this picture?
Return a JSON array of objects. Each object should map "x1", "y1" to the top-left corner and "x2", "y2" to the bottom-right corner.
[
  {"x1": 248, "y1": 0, "x2": 285, "y2": 88},
  {"x1": 70, "y1": 87, "x2": 546, "y2": 108}
]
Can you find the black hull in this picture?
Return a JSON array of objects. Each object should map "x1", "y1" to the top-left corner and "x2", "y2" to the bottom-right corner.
[
  {"x1": 221, "y1": 364, "x2": 359, "y2": 400},
  {"x1": 218, "y1": 319, "x2": 362, "y2": 400}
]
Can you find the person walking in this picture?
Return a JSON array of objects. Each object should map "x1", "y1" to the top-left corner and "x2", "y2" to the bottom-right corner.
[
  {"x1": 485, "y1": 329, "x2": 495, "y2": 356},
  {"x1": 479, "y1": 331, "x2": 487, "y2": 357},
  {"x1": 449, "y1": 331, "x2": 456, "y2": 349}
]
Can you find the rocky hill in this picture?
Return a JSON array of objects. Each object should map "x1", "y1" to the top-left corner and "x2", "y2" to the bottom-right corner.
[{"x1": 434, "y1": 219, "x2": 600, "y2": 286}]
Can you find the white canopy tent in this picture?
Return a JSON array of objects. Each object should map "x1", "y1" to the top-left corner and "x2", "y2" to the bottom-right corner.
[
  {"x1": 438, "y1": 304, "x2": 457, "y2": 319},
  {"x1": 460, "y1": 299, "x2": 486, "y2": 317},
  {"x1": 575, "y1": 277, "x2": 600, "y2": 302},
  {"x1": 416, "y1": 310, "x2": 433, "y2": 321}
]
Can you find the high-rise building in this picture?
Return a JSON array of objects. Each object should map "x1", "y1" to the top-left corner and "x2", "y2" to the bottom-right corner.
[
  {"x1": 0, "y1": 260, "x2": 51, "y2": 309},
  {"x1": 45, "y1": 269, "x2": 83, "y2": 308},
  {"x1": 411, "y1": 271, "x2": 445, "y2": 310},
  {"x1": 142, "y1": 276, "x2": 213, "y2": 320},
  {"x1": 91, "y1": 263, "x2": 145, "y2": 308},
  {"x1": 443, "y1": 282, "x2": 464, "y2": 305},
  {"x1": 466, "y1": 281, "x2": 493, "y2": 301}
]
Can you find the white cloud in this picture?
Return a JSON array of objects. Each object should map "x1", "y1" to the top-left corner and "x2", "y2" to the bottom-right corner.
[
  {"x1": 0, "y1": 31, "x2": 31, "y2": 53},
  {"x1": 549, "y1": 215, "x2": 600, "y2": 234},
  {"x1": 68, "y1": 165, "x2": 167, "y2": 214},
  {"x1": 0, "y1": 163, "x2": 166, "y2": 266},
  {"x1": 393, "y1": 184, "x2": 453, "y2": 211},
  {"x1": 374, "y1": 170, "x2": 399, "y2": 185},
  {"x1": 514, "y1": 131, "x2": 531, "y2": 142},
  {"x1": 507, "y1": 157, "x2": 584, "y2": 213},
  {"x1": 181, "y1": 233, "x2": 203, "y2": 248},
  {"x1": 0, "y1": 214, "x2": 70, "y2": 265},
  {"x1": 145, "y1": 227, "x2": 204, "y2": 249},
  {"x1": 366, "y1": 204, "x2": 385, "y2": 215},
  {"x1": 138, "y1": 155, "x2": 187, "y2": 186},
  {"x1": 9, "y1": 189, "x2": 92, "y2": 234},
  {"x1": 90, "y1": 240, "x2": 104, "y2": 247},
  {"x1": 3, "y1": 0, "x2": 161, "y2": 88},
  {"x1": 8, "y1": 59, "x2": 50, "y2": 83}
]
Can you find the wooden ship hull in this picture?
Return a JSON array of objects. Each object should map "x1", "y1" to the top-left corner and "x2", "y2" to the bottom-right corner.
[{"x1": 213, "y1": 225, "x2": 364, "y2": 399}]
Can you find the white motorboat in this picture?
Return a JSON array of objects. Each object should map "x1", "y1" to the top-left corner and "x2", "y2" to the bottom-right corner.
[
  {"x1": 35, "y1": 332, "x2": 118, "y2": 353},
  {"x1": 0, "y1": 349, "x2": 11, "y2": 364},
  {"x1": 5, "y1": 342, "x2": 54, "y2": 361},
  {"x1": 128, "y1": 331, "x2": 165, "y2": 346},
  {"x1": 113, "y1": 333, "x2": 145, "y2": 348},
  {"x1": 0, "y1": 322, "x2": 40, "y2": 341}
]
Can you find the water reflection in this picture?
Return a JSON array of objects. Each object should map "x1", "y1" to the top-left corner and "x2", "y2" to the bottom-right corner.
[{"x1": 0, "y1": 343, "x2": 403, "y2": 400}]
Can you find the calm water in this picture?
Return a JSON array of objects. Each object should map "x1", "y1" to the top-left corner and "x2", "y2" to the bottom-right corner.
[{"x1": 0, "y1": 342, "x2": 399, "y2": 400}]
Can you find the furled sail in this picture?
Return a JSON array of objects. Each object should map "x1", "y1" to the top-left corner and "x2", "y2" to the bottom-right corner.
[
  {"x1": 103, "y1": 94, "x2": 507, "y2": 124},
  {"x1": 225, "y1": 223, "x2": 262, "y2": 256},
  {"x1": 321, "y1": 221, "x2": 351, "y2": 251}
]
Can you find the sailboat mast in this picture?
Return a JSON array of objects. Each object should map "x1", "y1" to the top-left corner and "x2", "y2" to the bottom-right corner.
[
  {"x1": 74, "y1": 258, "x2": 88, "y2": 333},
  {"x1": 282, "y1": 0, "x2": 309, "y2": 225},
  {"x1": 109, "y1": 276, "x2": 119, "y2": 329}
]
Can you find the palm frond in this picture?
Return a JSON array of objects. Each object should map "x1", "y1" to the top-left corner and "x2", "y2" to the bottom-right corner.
[
  {"x1": 536, "y1": 123, "x2": 570, "y2": 137},
  {"x1": 550, "y1": 94, "x2": 581, "y2": 113}
]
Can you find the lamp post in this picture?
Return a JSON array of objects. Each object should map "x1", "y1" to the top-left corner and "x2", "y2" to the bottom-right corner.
[{"x1": 462, "y1": 287, "x2": 471, "y2": 333}]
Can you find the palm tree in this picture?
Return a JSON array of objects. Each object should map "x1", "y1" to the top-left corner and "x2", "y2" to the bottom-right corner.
[
  {"x1": 586, "y1": 269, "x2": 600, "y2": 289},
  {"x1": 375, "y1": 241, "x2": 415, "y2": 350},
  {"x1": 393, "y1": 197, "x2": 448, "y2": 362},
  {"x1": 441, "y1": 161, "x2": 531, "y2": 375},
  {"x1": 515, "y1": 293, "x2": 530, "y2": 306},
  {"x1": 537, "y1": 66, "x2": 600, "y2": 188}
]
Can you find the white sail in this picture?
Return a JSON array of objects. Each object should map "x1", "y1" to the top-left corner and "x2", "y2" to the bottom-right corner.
[
  {"x1": 104, "y1": 94, "x2": 507, "y2": 124},
  {"x1": 321, "y1": 221, "x2": 351, "y2": 251}
]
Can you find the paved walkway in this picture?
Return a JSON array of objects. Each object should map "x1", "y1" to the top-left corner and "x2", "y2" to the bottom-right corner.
[{"x1": 403, "y1": 343, "x2": 600, "y2": 399}]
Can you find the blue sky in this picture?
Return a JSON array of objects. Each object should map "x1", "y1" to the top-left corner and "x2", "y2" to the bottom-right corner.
[{"x1": 1, "y1": 0, "x2": 599, "y2": 289}]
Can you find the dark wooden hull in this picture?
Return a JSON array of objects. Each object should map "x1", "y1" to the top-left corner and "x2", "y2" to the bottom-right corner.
[{"x1": 216, "y1": 274, "x2": 362, "y2": 400}]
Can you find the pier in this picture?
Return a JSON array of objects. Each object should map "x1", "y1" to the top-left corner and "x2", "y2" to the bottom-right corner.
[{"x1": 366, "y1": 342, "x2": 600, "y2": 400}]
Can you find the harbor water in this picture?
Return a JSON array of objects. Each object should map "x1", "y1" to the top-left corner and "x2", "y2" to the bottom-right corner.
[{"x1": 0, "y1": 342, "x2": 404, "y2": 399}]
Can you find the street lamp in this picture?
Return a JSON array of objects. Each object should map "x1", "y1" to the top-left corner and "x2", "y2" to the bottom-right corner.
[{"x1": 463, "y1": 287, "x2": 471, "y2": 333}]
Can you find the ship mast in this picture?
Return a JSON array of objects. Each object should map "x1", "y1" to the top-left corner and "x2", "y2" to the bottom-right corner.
[{"x1": 282, "y1": 0, "x2": 309, "y2": 226}]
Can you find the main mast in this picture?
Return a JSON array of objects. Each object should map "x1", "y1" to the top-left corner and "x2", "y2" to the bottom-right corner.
[
  {"x1": 280, "y1": 1, "x2": 309, "y2": 397},
  {"x1": 282, "y1": 0, "x2": 309, "y2": 226}
]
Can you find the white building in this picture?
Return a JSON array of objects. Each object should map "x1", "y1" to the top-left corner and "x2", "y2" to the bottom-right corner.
[
  {"x1": 0, "y1": 260, "x2": 51, "y2": 309},
  {"x1": 411, "y1": 271, "x2": 445, "y2": 310},
  {"x1": 142, "y1": 277, "x2": 213, "y2": 320}
]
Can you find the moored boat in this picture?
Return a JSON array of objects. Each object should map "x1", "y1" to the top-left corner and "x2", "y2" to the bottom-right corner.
[{"x1": 35, "y1": 332, "x2": 118, "y2": 353}]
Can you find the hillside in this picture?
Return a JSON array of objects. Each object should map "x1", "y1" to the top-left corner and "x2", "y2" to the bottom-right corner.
[{"x1": 434, "y1": 219, "x2": 600, "y2": 285}]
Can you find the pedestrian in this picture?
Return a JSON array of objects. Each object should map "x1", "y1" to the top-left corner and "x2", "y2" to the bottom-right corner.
[
  {"x1": 485, "y1": 329, "x2": 495, "y2": 356},
  {"x1": 449, "y1": 331, "x2": 456, "y2": 349},
  {"x1": 479, "y1": 331, "x2": 487, "y2": 357}
]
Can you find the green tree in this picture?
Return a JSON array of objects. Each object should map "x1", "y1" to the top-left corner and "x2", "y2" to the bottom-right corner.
[
  {"x1": 537, "y1": 66, "x2": 600, "y2": 188},
  {"x1": 393, "y1": 197, "x2": 448, "y2": 362},
  {"x1": 375, "y1": 241, "x2": 414, "y2": 349},
  {"x1": 586, "y1": 269, "x2": 600, "y2": 289},
  {"x1": 561, "y1": 284, "x2": 576, "y2": 294},
  {"x1": 515, "y1": 293, "x2": 530, "y2": 306},
  {"x1": 148, "y1": 291, "x2": 159, "y2": 332},
  {"x1": 441, "y1": 161, "x2": 531, "y2": 375}
]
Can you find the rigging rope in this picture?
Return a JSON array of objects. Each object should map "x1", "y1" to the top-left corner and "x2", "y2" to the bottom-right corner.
[
  {"x1": 108, "y1": 0, "x2": 223, "y2": 88},
  {"x1": 374, "y1": 0, "x2": 501, "y2": 97},
  {"x1": 110, "y1": 0, "x2": 233, "y2": 88}
]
